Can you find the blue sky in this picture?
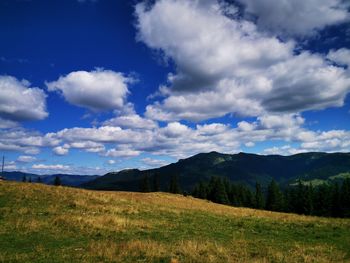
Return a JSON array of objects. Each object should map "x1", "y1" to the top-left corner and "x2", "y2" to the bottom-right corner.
[{"x1": 1, "y1": 0, "x2": 350, "y2": 175}]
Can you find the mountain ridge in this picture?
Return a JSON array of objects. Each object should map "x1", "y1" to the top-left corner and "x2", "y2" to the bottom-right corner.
[
  {"x1": 83, "y1": 151, "x2": 350, "y2": 191},
  {"x1": 1, "y1": 171, "x2": 99, "y2": 187}
]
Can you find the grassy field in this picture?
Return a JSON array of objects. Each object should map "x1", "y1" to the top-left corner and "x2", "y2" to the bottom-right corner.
[{"x1": 0, "y1": 181, "x2": 350, "y2": 262}]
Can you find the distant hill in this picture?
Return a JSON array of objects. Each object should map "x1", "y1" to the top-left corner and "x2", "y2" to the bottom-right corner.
[
  {"x1": 1, "y1": 171, "x2": 99, "y2": 187},
  {"x1": 83, "y1": 151, "x2": 350, "y2": 191}
]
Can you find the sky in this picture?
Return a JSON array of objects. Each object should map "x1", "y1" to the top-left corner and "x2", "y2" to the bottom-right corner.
[{"x1": 1, "y1": 0, "x2": 350, "y2": 175}]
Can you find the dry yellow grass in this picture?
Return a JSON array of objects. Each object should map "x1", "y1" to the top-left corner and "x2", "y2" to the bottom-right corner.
[{"x1": 0, "y1": 181, "x2": 350, "y2": 263}]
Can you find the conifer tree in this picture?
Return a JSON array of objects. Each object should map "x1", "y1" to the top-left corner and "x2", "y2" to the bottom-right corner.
[
  {"x1": 254, "y1": 182, "x2": 264, "y2": 209},
  {"x1": 169, "y1": 175, "x2": 181, "y2": 194},
  {"x1": 54, "y1": 176, "x2": 61, "y2": 186},
  {"x1": 305, "y1": 183, "x2": 314, "y2": 215},
  {"x1": 198, "y1": 181, "x2": 207, "y2": 199},
  {"x1": 153, "y1": 175, "x2": 160, "y2": 192},
  {"x1": 313, "y1": 183, "x2": 331, "y2": 216},
  {"x1": 22, "y1": 175, "x2": 26, "y2": 182},
  {"x1": 209, "y1": 177, "x2": 229, "y2": 205},
  {"x1": 294, "y1": 180, "x2": 308, "y2": 214},
  {"x1": 140, "y1": 175, "x2": 150, "y2": 192},
  {"x1": 331, "y1": 182, "x2": 342, "y2": 217},
  {"x1": 265, "y1": 179, "x2": 284, "y2": 212},
  {"x1": 341, "y1": 178, "x2": 350, "y2": 217},
  {"x1": 37, "y1": 176, "x2": 42, "y2": 183},
  {"x1": 228, "y1": 184, "x2": 239, "y2": 206}
]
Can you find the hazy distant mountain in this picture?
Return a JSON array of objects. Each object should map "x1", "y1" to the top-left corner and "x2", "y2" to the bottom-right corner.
[
  {"x1": 1, "y1": 171, "x2": 99, "y2": 187},
  {"x1": 83, "y1": 152, "x2": 350, "y2": 191}
]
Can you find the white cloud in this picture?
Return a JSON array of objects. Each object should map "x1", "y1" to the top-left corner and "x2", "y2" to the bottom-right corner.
[
  {"x1": 4, "y1": 161, "x2": 17, "y2": 171},
  {"x1": 32, "y1": 164, "x2": 70, "y2": 170},
  {"x1": 103, "y1": 113, "x2": 157, "y2": 129},
  {"x1": 160, "y1": 122, "x2": 191, "y2": 138},
  {"x1": 258, "y1": 114, "x2": 304, "y2": 129},
  {"x1": 136, "y1": 0, "x2": 350, "y2": 122},
  {"x1": 263, "y1": 145, "x2": 307, "y2": 155},
  {"x1": 0, "y1": 117, "x2": 18, "y2": 129},
  {"x1": 107, "y1": 160, "x2": 116, "y2": 165},
  {"x1": 46, "y1": 69, "x2": 133, "y2": 112},
  {"x1": 44, "y1": 110, "x2": 350, "y2": 161},
  {"x1": 0, "y1": 75, "x2": 48, "y2": 122},
  {"x1": 0, "y1": 129, "x2": 59, "y2": 155},
  {"x1": 141, "y1": 157, "x2": 170, "y2": 168},
  {"x1": 105, "y1": 146, "x2": 141, "y2": 158},
  {"x1": 238, "y1": 0, "x2": 350, "y2": 37},
  {"x1": 17, "y1": 155, "x2": 37, "y2": 163},
  {"x1": 53, "y1": 146, "x2": 69, "y2": 156},
  {"x1": 245, "y1": 142, "x2": 255, "y2": 147},
  {"x1": 55, "y1": 126, "x2": 147, "y2": 144},
  {"x1": 328, "y1": 48, "x2": 350, "y2": 67},
  {"x1": 69, "y1": 141, "x2": 105, "y2": 153}
]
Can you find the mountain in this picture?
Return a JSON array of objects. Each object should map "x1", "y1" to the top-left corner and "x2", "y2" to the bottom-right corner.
[
  {"x1": 83, "y1": 151, "x2": 350, "y2": 191},
  {"x1": 1, "y1": 171, "x2": 99, "y2": 187}
]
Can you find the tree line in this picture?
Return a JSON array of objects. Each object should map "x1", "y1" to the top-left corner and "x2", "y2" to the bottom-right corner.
[
  {"x1": 22, "y1": 175, "x2": 61, "y2": 186},
  {"x1": 139, "y1": 174, "x2": 350, "y2": 218},
  {"x1": 139, "y1": 174, "x2": 181, "y2": 194},
  {"x1": 191, "y1": 177, "x2": 350, "y2": 218}
]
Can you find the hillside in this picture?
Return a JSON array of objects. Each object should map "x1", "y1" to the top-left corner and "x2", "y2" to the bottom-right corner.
[
  {"x1": 2, "y1": 171, "x2": 98, "y2": 187},
  {"x1": 1, "y1": 181, "x2": 350, "y2": 262},
  {"x1": 83, "y1": 151, "x2": 350, "y2": 191}
]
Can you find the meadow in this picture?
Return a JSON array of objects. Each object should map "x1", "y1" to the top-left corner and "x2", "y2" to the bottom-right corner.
[{"x1": 0, "y1": 181, "x2": 350, "y2": 262}]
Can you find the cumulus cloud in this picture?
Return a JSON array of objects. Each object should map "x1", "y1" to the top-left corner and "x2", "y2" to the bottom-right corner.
[
  {"x1": 37, "y1": 110, "x2": 350, "y2": 161},
  {"x1": 55, "y1": 126, "x2": 146, "y2": 144},
  {"x1": 29, "y1": 163, "x2": 107, "y2": 175},
  {"x1": 53, "y1": 146, "x2": 69, "y2": 156},
  {"x1": 103, "y1": 113, "x2": 157, "y2": 129},
  {"x1": 17, "y1": 155, "x2": 37, "y2": 163},
  {"x1": 32, "y1": 164, "x2": 70, "y2": 170},
  {"x1": 136, "y1": 0, "x2": 350, "y2": 122},
  {"x1": 0, "y1": 129, "x2": 59, "y2": 154},
  {"x1": 238, "y1": 0, "x2": 350, "y2": 37},
  {"x1": 0, "y1": 117, "x2": 18, "y2": 129},
  {"x1": 107, "y1": 160, "x2": 116, "y2": 165},
  {"x1": 105, "y1": 148, "x2": 141, "y2": 158},
  {"x1": 0, "y1": 75, "x2": 48, "y2": 122},
  {"x1": 141, "y1": 157, "x2": 170, "y2": 168},
  {"x1": 328, "y1": 48, "x2": 350, "y2": 67},
  {"x1": 46, "y1": 69, "x2": 133, "y2": 112}
]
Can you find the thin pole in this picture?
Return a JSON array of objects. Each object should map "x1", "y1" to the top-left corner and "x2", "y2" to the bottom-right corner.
[{"x1": 1, "y1": 156, "x2": 4, "y2": 174}]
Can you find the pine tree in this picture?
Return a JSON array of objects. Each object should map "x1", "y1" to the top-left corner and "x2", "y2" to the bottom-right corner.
[
  {"x1": 313, "y1": 183, "x2": 331, "y2": 217},
  {"x1": 169, "y1": 175, "x2": 181, "y2": 194},
  {"x1": 209, "y1": 177, "x2": 229, "y2": 205},
  {"x1": 198, "y1": 181, "x2": 208, "y2": 199},
  {"x1": 254, "y1": 182, "x2": 264, "y2": 209},
  {"x1": 28, "y1": 177, "x2": 32, "y2": 183},
  {"x1": 305, "y1": 183, "x2": 314, "y2": 215},
  {"x1": 341, "y1": 178, "x2": 350, "y2": 217},
  {"x1": 294, "y1": 180, "x2": 308, "y2": 214},
  {"x1": 140, "y1": 175, "x2": 150, "y2": 192},
  {"x1": 331, "y1": 182, "x2": 342, "y2": 217},
  {"x1": 37, "y1": 176, "x2": 42, "y2": 183},
  {"x1": 265, "y1": 179, "x2": 284, "y2": 212},
  {"x1": 228, "y1": 184, "x2": 239, "y2": 206},
  {"x1": 22, "y1": 175, "x2": 26, "y2": 182},
  {"x1": 283, "y1": 188, "x2": 293, "y2": 212},
  {"x1": 153, "y1": 175, "x2": 160, "y2": 192},
  {"x1": 54, "y1": 176, "x2": 61, "y2": 186}
]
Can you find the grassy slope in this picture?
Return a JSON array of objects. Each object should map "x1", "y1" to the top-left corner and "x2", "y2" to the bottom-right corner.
[{"x1": 0, "y1": 181, "x2": 350, "y2": 263}]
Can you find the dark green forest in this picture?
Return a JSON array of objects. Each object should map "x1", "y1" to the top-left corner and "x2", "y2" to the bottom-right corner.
[
  {"x1": 192, "y1": 177, "x2": 350, "y2": 218},
  {"x1": 139, "y1": 174, "x2": 350, "y2": 218}
]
